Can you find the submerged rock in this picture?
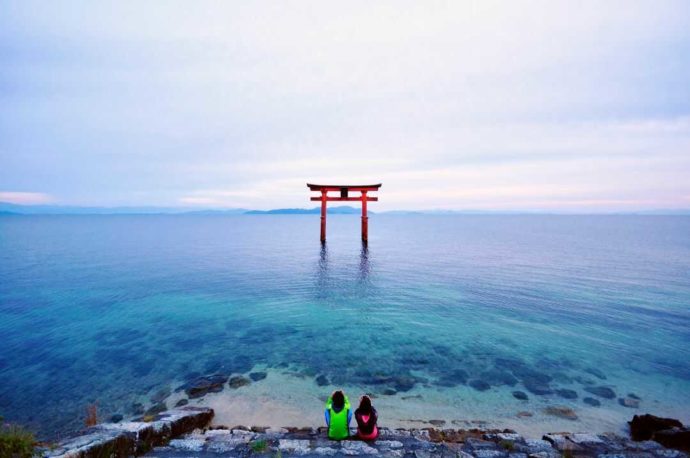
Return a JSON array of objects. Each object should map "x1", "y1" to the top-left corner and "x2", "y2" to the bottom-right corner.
[
  {"x1": 315, "y1": 374, "x2": 329, "y2": 386},
  {"x1": 512, "y1": 391, "x2": 529, "y2": 401},
  {"x1": 131, "y1": 402, "x2": 145, "y2": 415},
  {"x1": 584, "y1": 367, "x2": 607, "y2": 380},
  {"x1": 629, "y1": 414, "x2": 683, "y2": 441},
  {"x1": 583, "y1": 397, "x2": 601, "y2": 407},
  {"x1": 382, "y1": 388, "x2": 397, "y2": 396},
  {"x1": 523, "y1": 379, "x2": 553, "y2": 395},
  {"x1": 469, "y1": 379, "x2": 491, "y2": 391},
  {"x1": 110, "y1": 414, "x2": 123, "y2": 423},
  {"x1": 175, "y1": 399, "x2": 189, "y2": 407},
  {"x1": 619, "y1": 397, "x2": 640, "y2": 408},
  {"x1": 628, "y1": 393, "x2": 641, "y2": 400},
  {"x1": 436, "y1": 369, "x2": 469, "y2": 387},
  {"x1": 185, "y1": 374, "x2": 229, "y2": 398},
  {"x1": 429, "y1": 419, "x2": 446, "y2": 426},
  {"x1": 543, "y1": 406, "x2": 578, "y2": 420},
  {"x1": 249, "y1": 371, "x2": 267, "y2": 382},
  {"x1": 481, "y1": 369, "x2": 518, "y2": 387},
  {"x1": 150, "y1": 386, "x2": 171, "y2": 403},
  {"x1": 393, "y1": 375, "x2": 418, "y2": 392},
  {"x1": 584, "y1": 385, "x2": 616, "y2": 399},
  {"x1": 228, "y1": 375, "x2": 251, "y2": 389},
  {"x1": 145, "y1": 402, "x2": 167, "y2": 416},
  {"x1": 555, "y1": 389, "x2": 578, "y2": 400}
]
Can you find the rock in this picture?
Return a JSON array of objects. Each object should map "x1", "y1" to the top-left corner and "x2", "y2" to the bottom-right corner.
[
  {"x1": 382, "y1": 388, "x2": 397, "y2": 395},
  {"x1": 619, "y1": 397, "x2": 640, "y2": 408},
  {"x1": 584, "y1": 367, "x2": 607, "y2": 380},
  {"x1": 568, "y1": 433, "x2": 604, "y2": 445},
  {"x1": 249, "y1": 371, "x2": 267, "y2": 382},
  {"x1": 629, "y1": 414, "x2": 683, "y2": 441},
  {"x1": 393, "y1": 375, "x2": 417, "y2": 392},
  {"x1": 481, "y1": 369, "x2": 519, "y2": 387},
  {"x1": 437, "y1": 369, "x2": 469, "y2": 386},
  {"x1": 512, "y1": 391, "x2": 529, "y2": 401},
  {"x1": 543, "y1": 406, "x2": 578, "y2": 420},
  {"x1": 110, "y1": 414, "x2": 123, "y2": 423},
  {"x1": 583, "y1": 397, "x2": 601, "y2": 407},
  {"x1": 517, "y1": 411, "x2": 533, "y2": 418},
  {"x1": 44, "y1": 407, "x2": 214, "y2": 458},
  {"x1": 555, "y1": 389, "x2": 578, "y2": 400},
  {"x1": 523, "y1": 379, "x2": 552, "y2": 396},
  {"x1": 342, "y1": 440, "x2": 379, "y2": 455},
  {"x1": 150, "y1": 386, "x2": 171, "y2": 403},
  {"x1": 175, "y1": 398, "x2": 189, "y2": 407},
  {"x1": 131, "y1": 402, "x2": 145, "y2": 415},
  {"x1": 228, "y1": 375, "x2": 252, "y2": 389},
  {"x1": 145, "y1": 402, "x2": 167, "y2": 416},
  {"x1": 279, "y1": 439, "x2": 311, "y2": 455},
  {"x1": 315, "y1": 374, "x2": 329, "y2": 386},
  {"x1": 628, "y1": 393, "x2": 641, "y2": 400},
  {"x1": 653, "y1": 427, "x2": 690, "y2": 452},
  {"x1": 584, "y1": 385, "x2": 616, "y2": 399},
  {"x1": 429, "y1": 419, "x2": 446, "y2": 426},
  {"x1": 469, "y1": 379, "x2": 491, "y2": 391},
  {"x1": 185, "y1": 374, "x2": 229, "y2": 398}
]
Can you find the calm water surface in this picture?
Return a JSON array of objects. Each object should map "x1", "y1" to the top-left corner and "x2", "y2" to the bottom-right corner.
[{"x1": 1, "y1": 215, "x2": 689, "y2": 438}]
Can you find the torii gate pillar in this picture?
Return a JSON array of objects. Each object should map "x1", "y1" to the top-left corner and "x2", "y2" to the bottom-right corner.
[{"x1": 308, "y1": 183, "x2": 382, "y2": 243}]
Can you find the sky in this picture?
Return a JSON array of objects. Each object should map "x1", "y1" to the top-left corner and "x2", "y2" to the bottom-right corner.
[{"x1": 1, "y1": 1, "x2": 689, "y2": 212}]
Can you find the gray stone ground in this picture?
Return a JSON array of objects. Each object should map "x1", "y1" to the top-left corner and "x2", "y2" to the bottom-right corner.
[{"x1": 146, "y1": 426, "x2": 689, "y2": 458}]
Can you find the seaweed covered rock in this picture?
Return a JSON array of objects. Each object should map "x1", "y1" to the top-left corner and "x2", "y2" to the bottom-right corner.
[
  {"x1": 183, "y1": 374, "x2": 229, "y2": 398},
  {"x1": 629, "y1": 414, "x2": 683, "y2": 441}
]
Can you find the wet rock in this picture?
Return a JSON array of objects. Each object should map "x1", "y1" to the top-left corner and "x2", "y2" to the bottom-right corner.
[
  {"x1": 249, "y1": 371, "x2": 267, "y2": 382},
  {"x1": 315, "y1": 374, "x2": 329, "y2": 386},
  {"x1": 150, "y1": 386, "x2": 171, "y2": 403},
  {"x1": 469, "y1": 379, "x2": 491, "y2": 391},
  {"x1": 583, "y1": 397, "x2": 601, "y2": 407},
  {"x1": 429, "y1": 420, "x2": 446, "y2": 426},
  {"x1": 517, "y1": 411, "x2": 533, "y2": 418},
  {"x1": 584, "y1": 385, "x2": 616, "y2": 399},
  {"x1": 555, "y1": 389, "x2": 578, "y2": 400},
  {"x1": 543, "y1": 406, "x2": 578, "y2": 420},
  {"x1": 573, "y1": 376, "x2": 595, "y2": 385},
  {"x1": 584, "y1": 367, "x2": 607, "y2": 380},
  {"x1": 653, "y1": 427, "x2": 690, "y2": 452},
  {"x1": 175, "y1": 399, "x2": 189, "y2": 407},
  {"x1": 279, "y1": 439, "x2": 311, "y2": 455},
  {"x1": 512, "y1": 391, "x2": 529, "y2": 401},
  {"x1": 619, "y1": 397, "x2": 640, "y2": 408},
  {"x1": 228, "y1": 375, "x2": 252, "y2": 389},
  {"x1": 110, "y1": 414, "x2": 123, "y2": 423},
  {"x1": 629, "y1": 414, "x2": 683, "y2": 441},
  {"x1": 382, "y1": 388, "x2": 397, "y2": 395},
  {"x1": 185, "y1": 374, "x2": 229, "y2": 398},
  {"x1": 145, "y1": 402, "x2": 167, "y2": 416}
]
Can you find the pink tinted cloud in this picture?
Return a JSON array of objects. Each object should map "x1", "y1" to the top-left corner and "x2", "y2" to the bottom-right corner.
[{"x1": 0, "y1": 192, "x2": 55, "y2": 205}]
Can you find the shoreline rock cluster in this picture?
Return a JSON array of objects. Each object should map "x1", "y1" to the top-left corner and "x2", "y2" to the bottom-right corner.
[{"x1": 38, "y1": 409, "x2": 690, "y2": 458}]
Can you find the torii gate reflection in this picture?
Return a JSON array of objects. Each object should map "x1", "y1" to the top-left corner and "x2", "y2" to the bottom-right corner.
[{"x1": 307, "y1": 183, "x2": 382, "y2": 243}]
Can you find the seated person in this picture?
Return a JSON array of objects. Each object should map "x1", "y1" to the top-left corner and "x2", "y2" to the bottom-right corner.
[
  {"x1": 354, "y1": 395, "x2": 378, "y2": 440},
  {"x1": 324, "y1": 390, "x2": 351, "y2": 440}
]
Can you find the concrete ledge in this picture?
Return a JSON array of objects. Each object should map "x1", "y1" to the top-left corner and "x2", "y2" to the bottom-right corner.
[{"x1": 41, "y1": 407, "x2": 213, "y2": 458}]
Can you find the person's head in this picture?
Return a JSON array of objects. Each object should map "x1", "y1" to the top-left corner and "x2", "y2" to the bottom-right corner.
[
  {"x1": 358, "y1": 395, "x2": 372, "y2": 413},
  {"x1": 331, "y1": 390, "x2": 345, "y2": 410}
]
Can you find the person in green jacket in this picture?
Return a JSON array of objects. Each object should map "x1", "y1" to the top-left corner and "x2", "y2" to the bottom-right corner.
[{"x1": 324, "y1": 390, "x2": 351, "y2": 440}]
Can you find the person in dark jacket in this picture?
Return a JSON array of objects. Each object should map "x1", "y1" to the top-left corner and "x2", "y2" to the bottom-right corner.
[{"x1": 354, "y1": 395, "x2": 378, "y2": 440}]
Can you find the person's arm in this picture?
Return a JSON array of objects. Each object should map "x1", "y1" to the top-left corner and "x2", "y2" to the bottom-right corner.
[
  {"x1": 347, "y1": 408, "x2": 352, "y2": 425},
  {"x1": 324, "y1": 408, "x2": 330, "y2": 426}
]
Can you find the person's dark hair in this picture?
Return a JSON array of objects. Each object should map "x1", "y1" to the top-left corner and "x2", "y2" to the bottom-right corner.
[
  {"x1": 358, "y1": 395, "x2": 372, "y2": 414},
  {"x1": 332, "y1": 390, "x2": 345, "y2": 410}
]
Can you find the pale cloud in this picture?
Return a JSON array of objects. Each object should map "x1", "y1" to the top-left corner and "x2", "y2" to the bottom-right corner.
[{"x1": 0, "y1": 192, "x2": 55, "y2": 205}]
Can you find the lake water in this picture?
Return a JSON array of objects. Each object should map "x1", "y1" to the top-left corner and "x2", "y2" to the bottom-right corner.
[{"x1": 1, "y1": 214, "x2": 689, "y2": 439}]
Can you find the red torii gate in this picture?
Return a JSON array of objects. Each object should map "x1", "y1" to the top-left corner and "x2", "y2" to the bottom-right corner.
[{"x1": 307, "y1": 183, "x2": 382, "y2": 243}]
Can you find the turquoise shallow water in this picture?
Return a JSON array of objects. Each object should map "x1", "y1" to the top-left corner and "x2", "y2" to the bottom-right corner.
[{"x1": 1, "y1": 215, "x2": 689, "y2": 438}]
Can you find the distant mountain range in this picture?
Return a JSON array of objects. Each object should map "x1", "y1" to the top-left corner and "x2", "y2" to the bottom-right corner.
[{"x1": 1, "y1": 202, "x2": 689, "y2": 216}]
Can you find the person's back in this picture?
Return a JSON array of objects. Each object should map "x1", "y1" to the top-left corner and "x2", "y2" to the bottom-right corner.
[
  {"x1": 354, "y1": 395, "x2": 378, "y2": 441},
  {"x1": 324, "y1": 390, "x2": 351, "y2": 440}
]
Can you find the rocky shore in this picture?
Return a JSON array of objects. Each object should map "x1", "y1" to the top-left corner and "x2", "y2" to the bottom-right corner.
[{"x1": 38, "y1": 408, "x2": 690, "y2": 458}]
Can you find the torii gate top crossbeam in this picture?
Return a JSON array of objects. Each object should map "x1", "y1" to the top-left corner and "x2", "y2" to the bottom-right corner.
[{"x1": 307, "y1": 183, "x2": 382, "y2": 192}]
